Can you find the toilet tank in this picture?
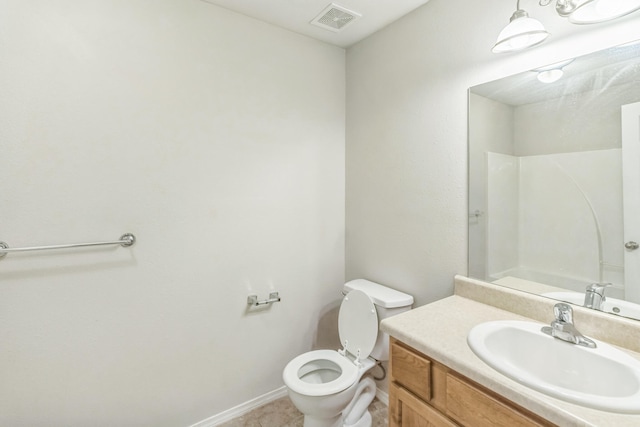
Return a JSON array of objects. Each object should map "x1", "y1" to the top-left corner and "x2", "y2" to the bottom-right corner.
[{"x1": 343, "y1": 279, "x2": 413, "y2": 361}]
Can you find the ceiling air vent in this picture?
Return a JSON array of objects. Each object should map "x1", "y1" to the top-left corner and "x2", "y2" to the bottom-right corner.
[{"x1": 310, "y1": 3, "x2": 361, "y2": 33}]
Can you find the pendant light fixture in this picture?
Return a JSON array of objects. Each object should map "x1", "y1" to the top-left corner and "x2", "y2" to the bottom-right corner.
[
  {"x1": 558, "y1": 0, "x2": 640, "y2": 24},
  {"x1": 492, "y1": 0, "x2": 640, "y2": 53},
  {"x1": 492, "y1": 0, "x2": 550, "y2": 53}
]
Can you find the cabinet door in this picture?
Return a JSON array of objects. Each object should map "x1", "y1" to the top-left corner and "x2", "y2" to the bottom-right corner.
[
  {"x1": 391, "y1": 384, "x2": 459, "y2": 427},
  {"x1": 446, "y1": 374, "x2": 550, "y2": 427},
  {"x1": 391, "y1": 341, "x2": 432, "y2": 402}
]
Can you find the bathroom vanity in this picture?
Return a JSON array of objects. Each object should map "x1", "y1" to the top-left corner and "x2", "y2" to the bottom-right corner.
[
  {"x1": 389, "y1": 338, "x2": 553, "y2": 426},
  {"x1": 381, "y1": 276, "x2": 640, "y2": 427}
]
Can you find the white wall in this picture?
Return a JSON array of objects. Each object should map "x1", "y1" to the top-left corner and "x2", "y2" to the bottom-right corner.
[
  {"x1": 345, "y1": 0, "x2": 640, "y2": 307},
  {"x1": 0, "y1": 1, "x2": 345, "y2": 426},
  {"x1": 3, "y1": 0, "x2": 640, "y2": 423}
]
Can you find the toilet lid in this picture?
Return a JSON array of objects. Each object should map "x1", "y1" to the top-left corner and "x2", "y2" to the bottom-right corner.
[{"x1": 338, "y1": 290, "x2": 378, "y2": 361}]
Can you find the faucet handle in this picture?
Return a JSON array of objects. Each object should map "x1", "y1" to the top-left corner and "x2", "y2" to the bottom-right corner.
[
  {"x1": 544, "y1": 303, "x2": 597, "y2": 348},
  {"x1": 553, "y1": 303, "x2": 574, "y2": 323},
  {"x1": 586, "y1": 283, "x2": 612, "y2": 297}
]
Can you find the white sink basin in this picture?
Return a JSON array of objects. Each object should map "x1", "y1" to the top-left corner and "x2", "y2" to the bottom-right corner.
[
  {"x1": 467, "y1": 320, "x2": 640, "y2": 413},
  {"x1": 543, "y1": 291, "x2": 640, "y2": 320}
]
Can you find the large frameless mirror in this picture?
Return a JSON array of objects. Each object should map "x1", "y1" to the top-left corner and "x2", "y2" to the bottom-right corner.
[{"x1": 468, "y1": 39, "x2": 640, "y2": 321}]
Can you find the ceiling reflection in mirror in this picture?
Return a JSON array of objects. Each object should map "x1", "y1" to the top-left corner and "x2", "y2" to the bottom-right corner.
[{"x1": 468, "y1": 40, "x2": 640, "y2": 321}]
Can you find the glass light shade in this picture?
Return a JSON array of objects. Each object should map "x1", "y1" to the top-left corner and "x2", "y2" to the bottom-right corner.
[
  {"x1": 492, "y1": 12, "x2": 550, "y2": 53},
  {"x1": 537, "y1": 69, "x2": 564, "y2": 83},
  {"x1": 568, "y1": 0, "x2": 640, "y2": 23}
]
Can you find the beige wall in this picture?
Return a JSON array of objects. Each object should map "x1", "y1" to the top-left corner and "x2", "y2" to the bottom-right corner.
[
  {"x1": 0, "y1": 1, "x2": 345, "y2": 426},
  {"x1": 345, "y1": 0, "x2": 640, "y2": 307}
]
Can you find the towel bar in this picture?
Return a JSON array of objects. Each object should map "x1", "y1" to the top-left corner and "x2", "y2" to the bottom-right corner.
[{"x1": 0, "y1": 233, "x2": 136, "y2": 259}]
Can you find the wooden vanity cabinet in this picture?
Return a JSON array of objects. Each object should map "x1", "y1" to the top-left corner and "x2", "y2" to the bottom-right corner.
[{"x1": 389, "y1": 338, "x2": 556, "y2": 427}]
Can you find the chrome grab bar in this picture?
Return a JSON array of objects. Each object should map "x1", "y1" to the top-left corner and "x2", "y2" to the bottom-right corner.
[{"x1": 0, "y1": 233, "x2": 136, "y2": 259}]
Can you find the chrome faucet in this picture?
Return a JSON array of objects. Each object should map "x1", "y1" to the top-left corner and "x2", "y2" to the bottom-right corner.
[
  {"x1": 584, "y1": 283, "x2": 611, "y2": 311},
  {"x1": 541, "y1": 303, "x2": 596, "y2": 348}
]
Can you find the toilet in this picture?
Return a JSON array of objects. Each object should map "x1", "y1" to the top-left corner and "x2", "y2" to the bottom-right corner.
[{"x1": 283, "y1": 279, "x2": 413, "y2": 427}]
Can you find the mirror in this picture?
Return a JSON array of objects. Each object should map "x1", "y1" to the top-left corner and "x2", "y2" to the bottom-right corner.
[{"x1": 468, "y1": 40, "x2": 640, "y2": 321}]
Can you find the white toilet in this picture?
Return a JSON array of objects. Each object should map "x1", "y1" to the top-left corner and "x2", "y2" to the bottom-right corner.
[{"x1": 283, "y1": 279, "x2": 413, "y2": 427}]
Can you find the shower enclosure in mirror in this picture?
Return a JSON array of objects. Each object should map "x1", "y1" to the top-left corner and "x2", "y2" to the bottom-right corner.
[{"x1": 468, "y1": 39, "x2": 640, "y2": 321}]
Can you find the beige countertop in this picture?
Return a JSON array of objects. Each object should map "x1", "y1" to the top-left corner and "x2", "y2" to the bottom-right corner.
[{"x1": 380, "y1": 293, "x2": 640, "y2": 427}]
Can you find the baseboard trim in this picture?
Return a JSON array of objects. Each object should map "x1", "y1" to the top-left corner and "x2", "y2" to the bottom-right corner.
[
  {"x1": 190, "y1": 385, "x2": 389, "y2": 427},
  {"x1": 189, "y1": 386, "x2": 288, "y2": 427}
]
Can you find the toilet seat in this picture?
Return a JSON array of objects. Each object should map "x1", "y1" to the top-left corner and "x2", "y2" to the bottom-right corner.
[{"x1": 283, "y1": 349, "x2": 359, "y2": 396}]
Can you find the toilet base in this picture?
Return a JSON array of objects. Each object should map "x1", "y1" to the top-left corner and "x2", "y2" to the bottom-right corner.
[
  {"x1": 342, "y1": 377, "x2": 375, "y2": 427},
  {"x1": 300, "y1": 376, "x2": 376, "y2": 427},
  {"x1": 344, "y1": 410, "x2": 371, "y2": 427},
  {"x1": 301, "y1": 410, "x2": 371, "y2": 427},
  {"x1": 302, "y1": 414, "x2": 342, "y2": 427}
]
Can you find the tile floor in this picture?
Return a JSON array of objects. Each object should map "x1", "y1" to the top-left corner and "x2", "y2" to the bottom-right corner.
[{"x1": 218, "y1": 396, "x2": 388, "y2": 427}]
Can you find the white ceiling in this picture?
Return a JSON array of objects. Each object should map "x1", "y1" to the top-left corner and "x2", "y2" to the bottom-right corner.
[{"x1": 199, "y1": 0, "x2": 431, "y2": 48}]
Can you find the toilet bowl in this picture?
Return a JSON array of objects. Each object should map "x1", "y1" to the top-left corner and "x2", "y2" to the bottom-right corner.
[
  {"x1": 284, "y1": 349, "x2": 376, "y2": 427},
  {"x1": 283, "y1": 280, "x2": 413, "y2": 427}
]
